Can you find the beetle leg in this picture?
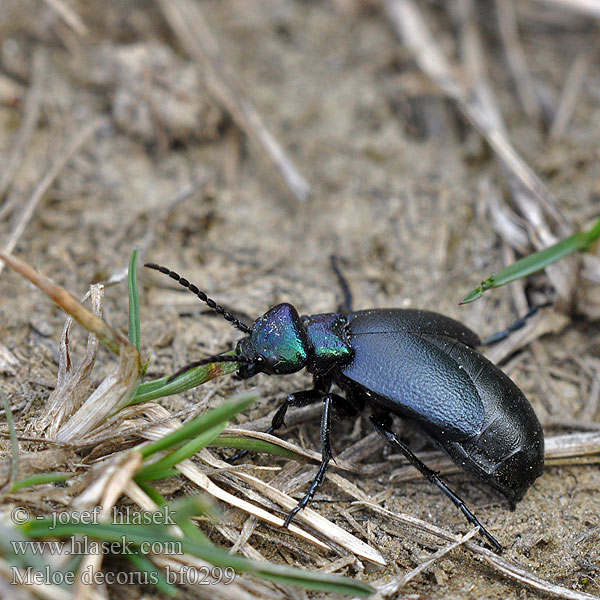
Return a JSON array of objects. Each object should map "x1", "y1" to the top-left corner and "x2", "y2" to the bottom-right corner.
[
  {"x1": 270, "y1": 389, "x2": 323, "y2": 431},
  {"x1": 330, "y1": 255, "x2": 354, "y2": 313},
  {"x1": 370, "y1": 415, "x2": 503, "y2": 553},
  {"x1": 283, "y1": 393, "x2": 334, "y2": 527},
  {"x1": 329, "y1": 392, "x2": 359, "y2": 420},
  {"x1": 227, "y1": 389, "x2": 323, "y2": 463},
  {"x1": 479, "y1": 301, "x2": 551, "y2": 346},
  {"x1": 339, "y1": 385, "x2": 366, "y2": 416}
]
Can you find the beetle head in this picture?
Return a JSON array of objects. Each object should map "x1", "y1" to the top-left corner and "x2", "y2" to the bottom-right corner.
[
  {"x1": 144, "y1": 264, "x2": 310, "y2": 380},
  {"x1": 236, "y1": 303, "x2": 310, "y2": 378}
]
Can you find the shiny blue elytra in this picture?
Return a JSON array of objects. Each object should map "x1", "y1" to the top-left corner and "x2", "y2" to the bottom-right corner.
[{"x1": 144, "y1": 262, "x2": 545, "y2": 553}]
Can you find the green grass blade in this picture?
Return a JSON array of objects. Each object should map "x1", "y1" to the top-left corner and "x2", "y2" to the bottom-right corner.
[
  {"x1": 134, "y1": 468, "x2": 181, "y2": 482},
  {"x1": 128, "y1": 249, "x2": 141, "y2": 350},
  {"x1": 139, "y1": 395, "x2": 254, "y2": 459},
  {"x1": 131, "y1": 358, "x2": 240, "y2": 404},
  {"x1": 0, "y1": 389, "x2": 19, "y2": 494},
  {"x1": 210, "y1": 435, "x2": 302, "y2": 460},
  {"x1": 136, "y1": 480, "x2": 168, "y2": 506},
  {"x1": 168, "y1": 494, "x2": 220, "y2": 525},
  {"x1": 0, "y1": 523, "x2": 73, "y2": 584},
  {"x1": 461, "y1": 217, "x2": 600, "y2": 304},
  {"x1": 161, "y1": 495, "x2": 219, "y2": 544},
  {"x1": 137, "y1": 423, "x2": 226, "y2": 480},
  {"x1": 128, "y1": 552, "x2": 176, "y2": 596},
  {"x1": 10, "y1": 472, "x2": 71, "y2": 492}
]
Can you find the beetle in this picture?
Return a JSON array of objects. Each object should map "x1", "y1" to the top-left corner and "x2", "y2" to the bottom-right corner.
[{"x1": 145, "y1": 260, "x2": 545, "y2": 552}]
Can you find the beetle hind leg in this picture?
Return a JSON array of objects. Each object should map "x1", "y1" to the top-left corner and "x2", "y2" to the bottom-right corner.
[{"x1": 370, "y1": 415, "x2": 503, "y2": 553}]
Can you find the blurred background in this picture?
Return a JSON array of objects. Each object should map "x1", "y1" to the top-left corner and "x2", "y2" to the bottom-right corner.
[{"x1": 1, "y1": 1, "x2": 599, "y2": 598}]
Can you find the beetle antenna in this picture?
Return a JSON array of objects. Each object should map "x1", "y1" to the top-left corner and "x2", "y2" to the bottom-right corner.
[
  {"x1": 167, "y1": 354, "x2": 250, "y2": 383},
  {"x1": 145, "y1": 263, "x2": 251, "y2": 334}
]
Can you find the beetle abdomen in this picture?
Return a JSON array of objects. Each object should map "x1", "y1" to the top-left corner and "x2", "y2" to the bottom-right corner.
[{"x1": 425, "y1": 335, "x2": 544, "y2": 504}]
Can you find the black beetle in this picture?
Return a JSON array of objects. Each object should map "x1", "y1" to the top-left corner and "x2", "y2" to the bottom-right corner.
[{"x1": 145, "y1": 261, "x2": 544, "y2": 552}]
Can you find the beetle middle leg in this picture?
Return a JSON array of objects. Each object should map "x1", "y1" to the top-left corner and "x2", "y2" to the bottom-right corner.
[{"x1": 370, "y1": 415, "x2": 503, "y2": 553}]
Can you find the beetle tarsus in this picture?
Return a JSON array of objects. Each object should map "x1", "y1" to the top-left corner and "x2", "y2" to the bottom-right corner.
[{"x1": 370, "y1": 415, "x2": 503, "y2": 553}]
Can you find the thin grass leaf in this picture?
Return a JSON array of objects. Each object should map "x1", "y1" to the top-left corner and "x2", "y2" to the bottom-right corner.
[
  {"x1": 210, "y1": 435, "x2": 302, "y2": 460},
  {"x1": 169, "y1": 492, "x2": 221, "y2": 523},
  {"x1": 139, "y1": 395, "x2": 255, "y2": 459},
  {"x1": 0, "y1": 523, "x2": 72, "y2": 582},
  {"x1": 130, "y1": 358, "x2": 240, "y2": 405},
  {"x1": 176, "y1": 517, "x2": 210, "y2": 544},
  {"x1": 128, "y1": 249, "x2": 141, "y2": 351},
  {"x1": 147, "y1": 495, "x2": 214, "y2": 548},
  {"x1": 137, "y1": 423, "x2": 226, "y2": 481},
  {"x1": 22, "y1": 518, "x2": 373, "y2": 596},
  {"x1": 165, "y1": 495, "x2": 220, "y2": 545},
  {"x1": 10, "y1": 472, "x2": 71, "y2": 492},
  {"x1": 128, "y1": 552, "x2": 176, "y2": 597},
  {"x1": 0, "y1": 389, "x2": 18, "y2": 494},
  {"x1": 461, "y1": 217, "x2": 600, "y2": 303},
  {"x1": 134, "y1": 468, "x2": 181, "y2": 482},
  {"x1": 136, "y1": 480, "x2": 169, "y2": 507}
]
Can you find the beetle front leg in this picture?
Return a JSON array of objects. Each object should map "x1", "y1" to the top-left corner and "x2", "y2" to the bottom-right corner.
[
  {"x1": 370, "y1": 415, "x2": 503, "y2": 553},
  {"x1": 269, "y1": 389, "x2": 323, "y2": 432},
  {"x1": 227, "y1": 389, "x2": 323, "y2": 463},
  {"x1": 283, "y1": 393, "x2": 334, "y2": 527}
]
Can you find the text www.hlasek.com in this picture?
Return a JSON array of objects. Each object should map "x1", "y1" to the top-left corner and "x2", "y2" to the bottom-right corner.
[{"x1": 11, "y1": 536, "x2": 182, "y2": 556}]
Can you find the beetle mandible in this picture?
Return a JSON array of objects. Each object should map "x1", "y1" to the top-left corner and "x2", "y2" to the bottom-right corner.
[{"x1": 145, "y1": 260, "x2": 545, "y2": 552}]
